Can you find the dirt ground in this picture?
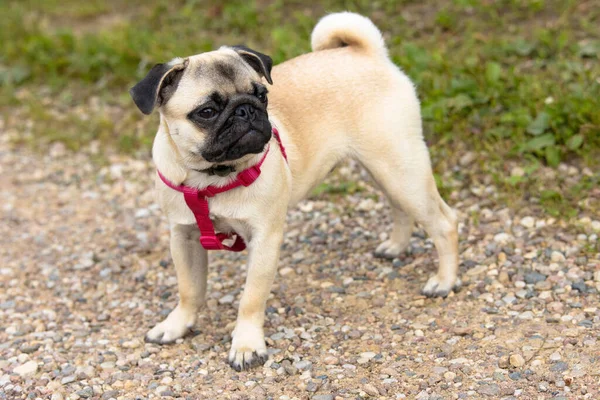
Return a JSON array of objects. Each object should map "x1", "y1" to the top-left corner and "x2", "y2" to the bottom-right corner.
[{"x1": 1, "y1": 137, "x2": 599, "y2": 400}]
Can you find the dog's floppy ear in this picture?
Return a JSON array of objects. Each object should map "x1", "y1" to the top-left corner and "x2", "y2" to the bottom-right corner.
[
  {"x1": 232, "y1": 45, "x2": 273, "y2": 85},
  {"x1": 130, "y1": 58, "x2": 188, "y2": 115}
]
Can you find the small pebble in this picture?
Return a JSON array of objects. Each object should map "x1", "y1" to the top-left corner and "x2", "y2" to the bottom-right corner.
[
  {"x1": 323, "y1": 356, "x2": 339, "y2": 365},
  {"x1": 363, "y1": 383, "x2": 380, "y2": 396},
  {"x1": 510, "y1": 354, "x2": 525, "y2": 367},
  {"x1": 477, "y1": 383, "x2": 500, "y2": 396},
  {"x1": 509, "y1": 371, "x2": 522, "y2": 380},
  {"x1": 550, "y1": 362, "x2": 569, "y2": 372},
  {"x1": 312, "y1": 395, "x2": 334, "y2": 400},
  {"x1": 520, "y1": 216, "x2": 535, "y2": 228},
  {"x1": 524, "y1": 272, "x2": 546, "y2": 284},
  {"x1": 218, "y1": 294, "x2": 235, "y2": 304},
  {"x1": 550, "y1": 251, "x2": 566, "y2": 262},
  {"x1": 459, "y1": 152, "x2": 476, "y2": 166},
  {"x1": 13, "y1": 361, "x2": 38, "y2": 376}
]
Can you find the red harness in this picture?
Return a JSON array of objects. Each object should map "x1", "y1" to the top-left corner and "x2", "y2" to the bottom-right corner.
[{"x1": 157, "y1": 128, "x2": 287, "y2": 252}]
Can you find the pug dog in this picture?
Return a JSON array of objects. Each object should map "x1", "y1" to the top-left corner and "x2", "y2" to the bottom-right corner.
[{"x1": 130, "y1": 12, "x2": 460, "y2": 371}]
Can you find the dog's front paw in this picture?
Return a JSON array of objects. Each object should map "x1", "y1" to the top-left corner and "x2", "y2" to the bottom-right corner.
[
  {"x1": 228, "y1": 322, "x2": 268, "y2": 371},
  {"x1": 145, "y1": 305, "x2": 197, "y2": 344},
  {"x1": 421, "y1": 275, "x2": 461, "y2": 298},
  {"x1": 374, "y1": 239, "x2": 410, "y2": 260}
]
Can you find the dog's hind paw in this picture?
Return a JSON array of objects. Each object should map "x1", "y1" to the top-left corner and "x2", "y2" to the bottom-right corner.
[
  {"x1": 374, "y1": 239, "x2": 409, "y2": 260},
  {"x1": 145, "y1": 305, "x2": 197, "y2": 344},
  {"x1": 421, "y1": 275, "x2": 461, "y2": 298}
]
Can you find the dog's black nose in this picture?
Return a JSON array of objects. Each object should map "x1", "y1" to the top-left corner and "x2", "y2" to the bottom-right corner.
[{"x1": 234, "y1": 104, "x2": 255, "y2": 120}]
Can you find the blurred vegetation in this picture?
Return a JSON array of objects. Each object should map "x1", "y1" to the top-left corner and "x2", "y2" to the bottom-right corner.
[{"x1": 1, "y1": 0, "x2": 598, "y2": 214}]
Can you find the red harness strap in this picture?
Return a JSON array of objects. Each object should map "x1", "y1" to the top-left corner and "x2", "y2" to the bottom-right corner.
[{"x1": 157, "y1": 127, "x2": 287, "y2": 252}]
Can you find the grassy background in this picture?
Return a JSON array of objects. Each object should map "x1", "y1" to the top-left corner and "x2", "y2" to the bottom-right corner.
[{"x1": 1, "y1": 0, "x2": 599, "y2": 216}]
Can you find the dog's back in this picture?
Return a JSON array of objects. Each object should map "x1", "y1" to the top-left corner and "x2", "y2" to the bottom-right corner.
[{"x1": 268, "y1": 13, "x2": 422, "y2": 201}]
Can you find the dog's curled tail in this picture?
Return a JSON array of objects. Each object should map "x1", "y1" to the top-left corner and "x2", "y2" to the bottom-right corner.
[{"x1": 311, "y1": 12, "x2": 387, "y2": 57}]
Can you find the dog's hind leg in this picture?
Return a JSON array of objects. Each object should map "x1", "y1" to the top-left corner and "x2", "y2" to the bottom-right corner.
[
  {"x1": 374, "y1": 206, "x2": 414, "y2": 259},
  {"x1": 356, "y1": 136, "x2": 460, "y2": 297}
]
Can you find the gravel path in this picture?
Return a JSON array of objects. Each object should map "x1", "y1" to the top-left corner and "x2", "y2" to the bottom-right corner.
[{"x1": 1, "y1": 137, "x2": 599, "y2": 400}]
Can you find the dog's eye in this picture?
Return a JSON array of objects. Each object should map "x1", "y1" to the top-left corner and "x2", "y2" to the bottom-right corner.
[
  {"x1": 197, "y1": 108, "x2": 217, "y2": 119},
  {"x1": 256, "y1": 92, "x2": 267, "y2": 103}
]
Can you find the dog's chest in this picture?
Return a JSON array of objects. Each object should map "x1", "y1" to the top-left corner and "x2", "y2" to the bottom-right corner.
[
  {"x1": 210, "y1": 213, "x2": 251, "y2": 241},
  {"x1": 211, "y1": 215, "x2": 230, "y2": 232}
]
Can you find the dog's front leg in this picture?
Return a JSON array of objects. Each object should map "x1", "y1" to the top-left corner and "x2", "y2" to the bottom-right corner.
[
  {"x1": 146, "y1": 223, "x2": 207, "y2": 343},
  {"x1": 228, "y1": 227, "x2": 284, "y2": 371}
]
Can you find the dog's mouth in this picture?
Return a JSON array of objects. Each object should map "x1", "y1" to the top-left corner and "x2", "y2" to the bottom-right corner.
[
  {"x1": 228, "y1": 129, "x2": 261, "y2": 151},
  {"x1": 201, "y1": 127, "x2": 272, "y2": 163}
]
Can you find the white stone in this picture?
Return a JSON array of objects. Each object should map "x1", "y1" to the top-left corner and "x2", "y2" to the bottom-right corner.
[
  {"x1": 100, "y1": 361, "x2": 115, "y2": 370},
  {"x1": 121, "y1": 339, "x2": 141, "y2": 349},
  {"x1": 520, "y1": 216, "x2": 535, "y2": 229},
  {"x1": 135, "y1": 209, "x2": 150, "y2": 218},
  {"x1": 292, "y1": 251, "x2": 305, "y2": 261},
  {"x1": 524, "y1": 251, "x2": 537, "y2": 259},
  {"x1": 0, "y1": 375, "x2": 10, "y2": 387},
  {"x1": 61, "y1": 375, "x2": 76, "y2": 384},
  {"x1": 219, "y1": 294, "x2": 235, "y2": 304},
  {"x1": 579, "y1": 217, "x2": 592, "y2": 225},
  {"x1": 502, "y1": 294, "x2": 516, "y2": 304},
  {"x1": 359, "y1": 352, "x2": 376, "y2": 361},
  {"x1": 550, "y1": 251, "x2": 566, "y2": 263},
  {"x1": 363, "y1": 383, "x2": 380, "y2": 397},
  {"x1": 539, "y1": 291, "x2": 553, "y2": 300},
  {"x1": 357, "y1": 198, "x2": 376, "y2": 212},
  {"x1": 293, "y1": 360, "x2": 312, "y2": 370},
  {"x1": 516, "y1": 290, "x2": 528, "y2": 299},
  {"x1": 109, "y1": 164, "x2": 123, "y2": 179},
  {"x1": 444, "y1": 371, "x2": 456, "y2": 381},
  {"x1": 459, "y1": 152, "x2": 476, "y2": 166},
  {"x1": 278, "y1": 267, "x2": 294, "y2": 276},
  {"x1": 467, "y1": 265, "x2": 487, "y2": 276},
  {"x1": 298, "y1": 202, "x2": 313, "y2": 213},
  {"x1": 511, "y1": 167, "x2": 525, "y2": 177},
  {"x1": 510, "y1": 354, "x2": 525, "y2": 367},
  {"x1": 13, "y1": 361, "x2": 38, "y2": 376},
  {"x1": 494, "y1": 233, "x2": 513, "y2": 244},
  {"x1": 17, "y1": 354, "x2": 29, "y2": 363},
  {"x1": 518, "y1": 311, "x2": 534, "y2": 320},
  {"x1": 155, "y1": 385, "x2": 168, "y2": 394}
]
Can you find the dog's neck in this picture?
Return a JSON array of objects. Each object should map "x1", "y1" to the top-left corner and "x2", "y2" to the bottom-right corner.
[
  {"x1": 194, "y1": 164, "x2": 237, "y2": 177},
  {"x1": 152, "y1": 117, "x2": 267, "y2": 188}
]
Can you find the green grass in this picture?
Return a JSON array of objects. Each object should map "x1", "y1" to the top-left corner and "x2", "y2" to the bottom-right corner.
[{"x1": 1, "y1": 0, "x2": 598, "y2": 214}]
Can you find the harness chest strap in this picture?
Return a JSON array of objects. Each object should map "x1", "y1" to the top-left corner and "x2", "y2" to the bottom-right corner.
[{"x1": 157, "y1": 127, "x2": 287, "y2": 252}]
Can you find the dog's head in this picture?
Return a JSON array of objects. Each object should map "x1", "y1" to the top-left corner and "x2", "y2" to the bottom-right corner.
[{"x1": 130, "y1": 46, "x2": 273, "y2": 169}]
